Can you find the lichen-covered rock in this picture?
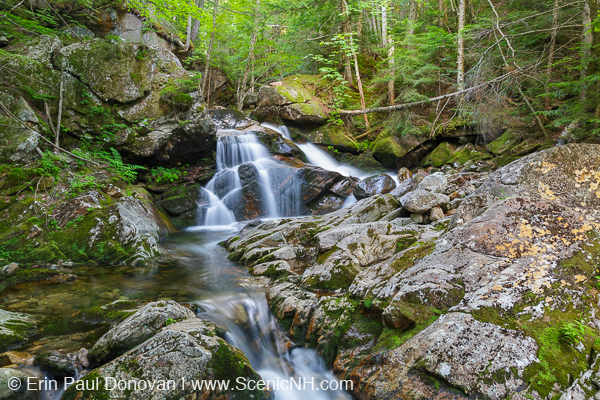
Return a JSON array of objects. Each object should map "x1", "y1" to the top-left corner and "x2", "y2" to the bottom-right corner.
[
  {"x1": 353, "y1": 174, "x2": 397, "y2": 200},
  {"x1": 65, "y1": 318, "x2": 267, "y2": 400},
  {"x1": 418, "y1": 172, "x2": 448, "y2": 193},
  {"x1": 208, "y1": 108, "x2": 252, "y2": 130},
  {"x1": 0, "y1": 309, "x2": 35, "y2": 352},
  {"x1": 61, "y1": 39, "x2": 173, "y2": 103},
  {"x1": 352, "y1": 313, "x2": 538, "y2": 399},
  {"x1": 89, "y1": 300, "x2": 195, "y2": 366}
]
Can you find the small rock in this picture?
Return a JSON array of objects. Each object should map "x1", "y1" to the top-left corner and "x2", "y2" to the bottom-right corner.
[
  {"x1": 412, "y1": 170, "x2": 430, "y2": 184},
  {"x1": 410, "y1": 213, "x2": 424, "y2": 224},
  {"x1": 26, "y1": 225, "x2": 42, "y2": 240},
  {"x1": 397, "y1": 167, "x2": 411, "y2": 181},
  {"x1": 390, "y1": 178, "x2": 416, "y2": 199},
  {"x1": 429, "y1": 206, "x2": 444, "y2": 221},
  {"x1": 0, "y1": 263, "x2": 18, "y2": 278},
  {"x1": 0, "y1": 37, "x2": 8, "y2": 47},
  {"x1": 418, "y1": 172, "x2": 448, "y2": 193}
]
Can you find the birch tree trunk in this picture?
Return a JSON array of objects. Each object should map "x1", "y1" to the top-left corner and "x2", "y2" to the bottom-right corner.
[
  {"x1": 457, "y1": 0, "x2": 466, "y2": 91},
  {"x1": 407, "y1": 0, "x2": 418, "y2": 36},
  {"x1": 341, "y1": 0, "x2": 354, "y2": 86},
  {"x1": 236, "y1": 0, "x2": 261, "y2": 110},
  {"x1": 382, "y1": 2, "x2": 395, "y2": 105},
  {"x1": 581, "y1": 0, "x2": 592, "y2": 103},
  {"x1": 352, "y1": 52, "x2": 370, "y2": 129},
  {"x1": 545, "y1": 0, "x2": 559, "y2": 110},
  {"x1": 202, "y1": 0, "x2": 219, "y2": 101}
]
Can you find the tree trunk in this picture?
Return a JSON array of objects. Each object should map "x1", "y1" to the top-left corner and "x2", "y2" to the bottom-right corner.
[
  {"x1": 341, "y1": 0, "x2": 353, "y2": 86},
  {"x1": 588, "y1": 0, "x2": 600, "y2": 76},
  {"x1": 352, "y1": 52, "x2": 369, "y2": 129},
  {"x1": 438, "y1": 0, "x2": 444, "y2": 28},
  {"x1": 184, "y1": 15, "x2": 193, "y2": 51},
  {"x1": 545, "y1": 0, "x2": 559, "y2": 110},
  {"x1": 457, "y1": 0, "x2": 466, "y2": 91},
  {"x1": 54, "y1": 67, "x2": 64, "y2": 154},
  {"x1": 407, "y1": 0, "x2": 418, "y2": 36},
  {"x1": 202, "y1": 0, "x2": 218, "y2": 99},
  {"x1": 581, "y1": 0, "x2": 592, "y2": 103},
  {"x1": 382, "y1": 2, "x2": 395, "y2": 105},
  {"x1": 236, "y1": 0, "x2": 261, "y2": 110},
  {"x1": 381, "y1": 4, "x2": 388, "y2": 47}
]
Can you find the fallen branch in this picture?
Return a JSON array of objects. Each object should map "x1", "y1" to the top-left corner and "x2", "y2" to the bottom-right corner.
[
  {"x1": 0, "y1": 102, "x2": 99, "y2": 165},
  {"x1": 337, "y1": 72, "x2": 514, "y2": 115}
]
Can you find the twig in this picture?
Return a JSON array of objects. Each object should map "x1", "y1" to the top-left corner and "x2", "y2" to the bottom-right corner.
[{"x1": 0, "y1": 102, "x2": 99, "y2": 165}]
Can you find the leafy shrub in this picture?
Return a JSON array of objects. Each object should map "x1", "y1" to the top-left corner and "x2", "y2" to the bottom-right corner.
[{"x1": 151, "y1": 167, "x2": 186, "y2": 184}]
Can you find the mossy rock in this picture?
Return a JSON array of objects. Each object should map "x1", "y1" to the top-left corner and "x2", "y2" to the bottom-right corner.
[
  {"x1": 420, "y1": 142, "x2": 457, "y2": 167},
  {"x1": 299, "y1": 124, "x2": 357, "y2": 153},
  {"x1": 0, "y1": 309, "x2": 36, "y2": 352}
]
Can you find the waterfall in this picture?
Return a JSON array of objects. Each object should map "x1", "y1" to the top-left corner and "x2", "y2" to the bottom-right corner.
[
  {"x1": 198, "y1": 131, "x2": 280, "y2": 226},
  {"x1": 262, "y1": 123, "x2": 369, "y2": 179},
  {"x1": 196, "y1": 293, "x2": 352, "y2": 400}
]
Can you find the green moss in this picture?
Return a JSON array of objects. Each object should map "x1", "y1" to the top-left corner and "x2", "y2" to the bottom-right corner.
[
  {"x1": 472, "y1": 304, "x2": 595, "y2": 398},
  {"x1": 62, "y1": 370, "x2": 111, "y2": 400},
  {"x1": 420, "y1": 142, "x2": 457, "y2": 168},
  {"x1": 81, "y1": 301, "x2": 137, "y2": 325},
  {"x1": 373, "y1": 310, "x2": 441, "y2": 353},
  {"x1": 208, "y1": 339, "x2": 268, "y2": 399},
  {"x1": 0, "y1": 268, "x2": 62, "y2": 292}
]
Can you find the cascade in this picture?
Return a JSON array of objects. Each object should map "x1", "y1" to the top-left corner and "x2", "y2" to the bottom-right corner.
[{"x1": 197, "y1": 131, "x2": 280, "y2": 226}]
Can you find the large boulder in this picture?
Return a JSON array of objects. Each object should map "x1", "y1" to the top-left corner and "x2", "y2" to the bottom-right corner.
[
  {"x1": 372, "y1": 134, "x2": 428, "y2": 168},
  {"x1": 89, "y1": 300, "x2": 195, "y2": 366},
  {"x1": 353, "y1": 174, "x2": 397, "y2": 199},
  {"x1": 0, "y1": 95, "x2": 39, "y2": 164},
  {"x1": 0, "y1": 310, "x2": 35, "y2": 352},
  {"x1": 223, "y1": 163, "x2": 265, "y2": 221},
  {"x1": 418, "y1": 172, "x2": 448, "y2": 193},
  {"x1": 296, "y1": 124, "x2": 357, "y2": 153},
  {"x1": 253, "y1": 76, "x2": 329, "y2": 125},
  {"x1": 64, "y1": 318, "x2": 268, "y2": 400},
  {"x1": 255, "y1": 126, "x2": 306, "y2": 160}
]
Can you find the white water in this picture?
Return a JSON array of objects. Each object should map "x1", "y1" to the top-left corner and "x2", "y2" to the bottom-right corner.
[
  {"x1": 262, "y1": 123, "x2": 370, "y2": 179},
  {"x1": 198, "y1": 131, "x2": 281, "y2": 226},
  {"x1": 197, "y1": 291, "x2": 352, "y2": 400}
]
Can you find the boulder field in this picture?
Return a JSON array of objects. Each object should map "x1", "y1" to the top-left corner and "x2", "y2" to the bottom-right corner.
[{"x1": 222, "y1": 143, "x2": 600, "y2": 400}]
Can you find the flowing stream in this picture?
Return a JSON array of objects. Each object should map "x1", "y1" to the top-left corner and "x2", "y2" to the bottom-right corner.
[{"x1": 12, "y1": 125, "x2": 367, "y2": 399}]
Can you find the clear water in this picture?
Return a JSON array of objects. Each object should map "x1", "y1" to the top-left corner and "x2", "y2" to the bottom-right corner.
[{"x1": 4, "y1": 228, "x2": 352, "y2": 399}]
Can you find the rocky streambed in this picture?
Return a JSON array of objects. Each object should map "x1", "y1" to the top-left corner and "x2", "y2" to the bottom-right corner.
[{"x1": 221, "y1": 143, "x2": 600, "y2": 400}]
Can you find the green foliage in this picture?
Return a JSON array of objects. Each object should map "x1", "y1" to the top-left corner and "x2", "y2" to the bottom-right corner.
[
  {"x1": 96, "y1": 148, "x2": 145, "y2": 184},
  {"x1": 151, "y1": 167, "x2": 186, "y2": 184},
  {"x1": 160, "y1": 75, "x2": 201, "y2": 111},
  {"x1": 559, "y1": 321, "x2": 588, "y2": 345}
]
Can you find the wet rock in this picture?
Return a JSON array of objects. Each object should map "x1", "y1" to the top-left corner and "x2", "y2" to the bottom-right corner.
[
  {"x1": 418, "y1": 172, "x2": 448, "y2": 193},
  {"x1": 372, "y1": 134, "x2": 427, "y2": 168},
  {"x1": 238, "y1": 163, "x2": 259, "y2": 186},
  {"x1": 330, "y1": 177, "x2": 359, "y2": 197},
  {"x1": 255, "y1": 127, "x2": 305, "y2": 159},
  {"x1": 397, "y1": 167, "x2": 411, "y2": 181},
  {"x1": 0, "y1": 366, "x2": 43, "y2": 400},
  {"x1": 0, "y1": 351, "x2": 33, "y2": 367},
  {"x1": 353, "y1": 174, "x2": 397, "y2": 200},
  {"x1": 399, "y1": 189, "x2": 449, "y2": 214},
  {"x1": 89, "y1": 300, "x2": 195, "y2": 366},
  {"x1": 66, "y1": 318, "x2": 267, "y2": 400},
  {"x1": 208, "y1": 108, "x2": 252, "y2": 130},
  {"x1": 34, "y1": 351, "x2": 75, "y2": 378},
  {"x1": 0, "y1": 309, "x2": 35, "y2": 353}
]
